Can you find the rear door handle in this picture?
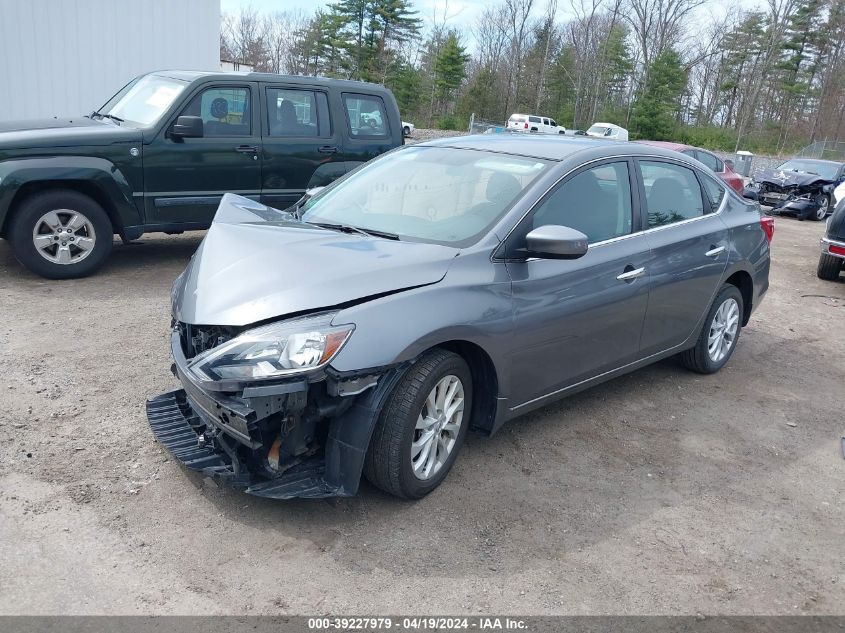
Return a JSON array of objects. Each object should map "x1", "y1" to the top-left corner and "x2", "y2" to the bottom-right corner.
[
  {"x1": 705, "y1": 245, "x2": 726, "y2": 257},
  {"x1": 617, "y1": 266, "x2": 646, "y2": 282},
  {"x1": 318, "y1": 145, "x2": 338, "y2": 154},
  {"x1": 235, "y1": 145, "x2": 258, "y2": 153}
]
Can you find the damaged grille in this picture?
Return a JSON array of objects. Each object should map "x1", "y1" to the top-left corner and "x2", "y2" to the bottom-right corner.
[{"x1": 177, "y1": 322, "x2": 240, "y2": 359}]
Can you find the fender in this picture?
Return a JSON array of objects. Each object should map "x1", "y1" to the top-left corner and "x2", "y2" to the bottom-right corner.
[{"x1": 0, "y1": 156, "x2": 142, "y2": 235}]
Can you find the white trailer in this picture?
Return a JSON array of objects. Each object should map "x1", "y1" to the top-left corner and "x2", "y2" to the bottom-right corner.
[{"x1": 0, "y1": 0, "x2": 220, "y2": 122}]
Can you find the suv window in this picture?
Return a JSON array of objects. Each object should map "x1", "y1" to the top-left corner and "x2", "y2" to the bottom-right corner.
[
  {"x1": 532, "y1": 162, "x2": 633, "y2": 243},
  {"x1": 344, "y1": 94, "x2": 388, "y2": 137},
  {"x1": 180, "y1": 86, "x2": 251, "y2": 137},
  {"x1": 702, "y1": 177, "x2": 726, "y2": 209},
  {"x1": 640, "y1": 161, "x2": 705, "y2": 228},
  {"x1": 543, "y1": 118, "x2": 550, "y2": 125},
  {"x1": 550, "y1": 120, "x2": 557, "y2": 127},
  {"x1": 267, "y1": 88, "x2": 329, "y2": 137},
  {"x1": 696, "y1": 150, "x2": 723, "y2": 173},
  {"x1": 529, "y1": 116, "x2": 541, "y2": 123}
]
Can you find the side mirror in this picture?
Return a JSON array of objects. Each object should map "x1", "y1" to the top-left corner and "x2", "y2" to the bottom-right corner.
[
  {"x1": 171, "y1": 115, "x2": 204, "y2": 139},
  {"x1": 525, "y1": 225, "x2": 589, "y2": 260}
]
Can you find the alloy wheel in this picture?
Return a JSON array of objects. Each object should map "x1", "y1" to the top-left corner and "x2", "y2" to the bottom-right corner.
[
  {"x1": 707, "y1": 297, "x2": 740, "y2": 363},
  {"x1": 31, "y1": 209, "x2": 97, "y2": 265},
  {"x1": 815, "y1": 196, "x2": 829, "y2": 220},
  {"x1": 411, "y1": 374, "x2": 465, "y2": 480}
]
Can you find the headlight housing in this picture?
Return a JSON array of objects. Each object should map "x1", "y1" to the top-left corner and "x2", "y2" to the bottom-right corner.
[{"x1": 187, "y1": 313, "x2": 353, "y2": 383}]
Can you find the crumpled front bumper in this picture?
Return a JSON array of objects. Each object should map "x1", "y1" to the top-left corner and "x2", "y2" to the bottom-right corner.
[{"x1": 146, "y1": 390, "x2": 337, "y2": 498}]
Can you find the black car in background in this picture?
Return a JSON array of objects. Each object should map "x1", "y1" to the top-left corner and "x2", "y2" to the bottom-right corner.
[
  {"x1": 0, "y1": 71, "x2": 403, "y2": 279},
  {"x1": 744, "y1": 158, "x2": 845, "y2": 221},
  {"x1": 818, "y1": 196, "x2": 845, "y2": 280}
]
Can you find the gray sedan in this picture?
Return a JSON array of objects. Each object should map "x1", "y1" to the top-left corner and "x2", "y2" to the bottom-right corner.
[{"x1": 148, "y1": 135, "x2": 772, "y2": 499}]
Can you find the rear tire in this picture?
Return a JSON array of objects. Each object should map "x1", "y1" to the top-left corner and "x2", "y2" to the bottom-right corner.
[
  {"x1": 403, "y1": 125, "x2": 411, "y2": 137},
  {"x1": 817, "y1": 252, "x2": 843, "y2": 280},
  {"x1": 364, "y1": 349, "x2": 472, "y2": 499},
  {"x1": 8, "y1": 190, "x2": 113, "y2": 279},
  {"x1": 681, "y1": 284, "x2": 744, "y2": 374}
]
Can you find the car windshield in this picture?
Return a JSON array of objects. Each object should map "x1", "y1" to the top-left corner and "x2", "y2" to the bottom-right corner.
[
  {"x1": 301, "y1": 146, "x2": 549, "y2": 246},
  {"x1": 99, "y1": 75, "x2": 188, "y2": 127},
  {"x1": 777, "y1": 160, "x2": 839, "y2": 180}
]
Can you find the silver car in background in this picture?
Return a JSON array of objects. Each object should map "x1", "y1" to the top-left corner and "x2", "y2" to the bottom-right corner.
[{"x1": 147, "y1": 135, "x2": 771, "y2": 500}]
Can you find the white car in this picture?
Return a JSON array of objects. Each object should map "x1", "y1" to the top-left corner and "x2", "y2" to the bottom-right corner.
[
  {"x1": 507, "y1": 113, "x2": 565, "y2": 135},
  {"x1": 402, "y1": 121, "x2": 415, "y2": 137},
  {"x1": 586, "y1": 122, "x2": 629, "y2": 141},
  {"x1": 834, "y1": 180, "x2": 845, "y2": 206}
]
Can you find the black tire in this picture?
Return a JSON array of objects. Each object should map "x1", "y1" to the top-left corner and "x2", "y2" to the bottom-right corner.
[
  {"x1": 7, "y1": 190, "x2": 113, "y2": 279},
  {"x1": 811, "y1": 194, "x2": 831, "y2": 221},
  {"x1": 817, "y1": 252, "x2": 843, "y2": 280},
  {"x1": 680, "y1": 284, "x2": 744, "y2": 374},
  {"x1": 364, "y1": 349, "x2": 472, "y2": 499},
  {"x1": 403, "y1": 125, "x2": 411, "y2": 137}
]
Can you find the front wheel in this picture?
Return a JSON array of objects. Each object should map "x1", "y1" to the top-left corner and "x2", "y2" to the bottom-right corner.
[
  {"x1": 8, "y1": 190, "x2": 113, "y2": 279},
  {"x1": 812, "y1": 194, "x2": 831, "y2": 221},
  {"x1": 364, "y1": 349, "x2": 472, "y2": 499},
  {"x1": 403, "y1": 125, "x2": 411, "y2": 137},
  {"x1": 680, "y1": 284, "x2": 744, "y2": 374}
]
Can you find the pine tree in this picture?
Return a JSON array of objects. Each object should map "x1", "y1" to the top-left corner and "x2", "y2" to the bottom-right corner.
[{"x1": 631, "y1": 49, "x2": 688, "y2": 139}]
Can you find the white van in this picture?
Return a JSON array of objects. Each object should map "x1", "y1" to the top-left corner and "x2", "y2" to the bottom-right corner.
[
  {"x1": 586, "y1": 122, "x2": 629, "y2": 141},
  {"x1": 507, "y1": 113, "x2": 565, "y2": 135}
]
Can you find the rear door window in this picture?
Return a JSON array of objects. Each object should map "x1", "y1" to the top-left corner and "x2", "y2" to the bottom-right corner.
[
  {"x1": 266, "y1": 88, "x2": 330, "y2": 138},
  {"x1": 343, "y1": 94, "x2": 388, "y2": 137},
  {"x1": 702, "y1": 177, "x2": 726, "y2": 210},
  {"x1": 529, "y1": 116, "x2": 541, "y2": 123},
  {"x1": 639, "y1": 161, "x2": 706, "y2": 228},
  {"x1": 695, "y1": 150, "x2": 723, "y2": 173}
]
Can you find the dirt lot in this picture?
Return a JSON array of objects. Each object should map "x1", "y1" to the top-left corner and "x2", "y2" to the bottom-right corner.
[{"x1": 0, "y1": 216, "x2": 843, "y2": 615}]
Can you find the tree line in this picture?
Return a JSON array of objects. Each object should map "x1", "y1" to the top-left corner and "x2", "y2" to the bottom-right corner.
[{"x1": 220, "y1": 0, "x2": 845, "y2": 153}]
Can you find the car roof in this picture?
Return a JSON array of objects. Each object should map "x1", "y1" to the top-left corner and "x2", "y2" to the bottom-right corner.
[
  {"x1": 415, "y1": 134, "x2": 693, "y2": 162},
  {"x1": 150, "y1": 70, "x2": 390, "y2": 91},
  {"x1": 636, "y1": 140, "x2": 692, "y2": 152},
  {"x1": 591, "y1": 122, "x2": 623, "y2": 129}
]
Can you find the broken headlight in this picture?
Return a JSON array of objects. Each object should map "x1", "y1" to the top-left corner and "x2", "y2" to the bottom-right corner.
[{"x1": 187, "y1": 313, "x2": 353, "y2": 383}]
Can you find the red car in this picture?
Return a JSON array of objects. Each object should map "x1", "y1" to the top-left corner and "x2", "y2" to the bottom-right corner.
[{"x1": 636, "y1": 141, "x2": 745, "y2": 194}]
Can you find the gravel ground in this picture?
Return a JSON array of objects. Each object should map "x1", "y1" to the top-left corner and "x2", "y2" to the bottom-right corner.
[{"x1": 0, "y1": 214, "x2": 843, "y2": 615}]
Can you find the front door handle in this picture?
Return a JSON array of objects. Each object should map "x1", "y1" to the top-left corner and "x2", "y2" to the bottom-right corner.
[
  {"x1": 318, "y1": 145, "x2": 338, "y2": 154},
  {"x1": 235, "y1": 145, "x2": 259, "y2": 153},
  {"x1": 705, "y1": 245, "x2": 726, "y2": 257},
  {"x1": 617, "y1": 266, "x2": 646, "y2": 282}
]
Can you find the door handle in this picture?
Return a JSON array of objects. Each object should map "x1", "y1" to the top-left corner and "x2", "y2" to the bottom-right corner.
[
  {"x1": 617, "y1": 266, "x2": 646, "y2": 282},
  {"x1": 318, "y1": 145, "x2": 338, "y2": 154},
  {"x1": 234, "y1": 145, "x2": 258, "y2": 153},
  {"x1": 705, "y1": 245, "x2": 726, "y2": 257}
]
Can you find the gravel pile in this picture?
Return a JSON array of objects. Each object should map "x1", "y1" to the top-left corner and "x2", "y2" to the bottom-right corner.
[{"x1": 407, "y1": 128, "x2": 784, "y2": 178}]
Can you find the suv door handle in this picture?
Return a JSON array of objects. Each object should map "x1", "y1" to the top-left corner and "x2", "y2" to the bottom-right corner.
[
  {"x1": 318, "y1": 145, "x2": 338, "y2": 154},
  {"x1": 705, "y1": 245, "x2": 726, "y2": 257},
  {"x1": 234, "y1": 145, "x2": 258, "y2": 153},
  {"x1": 617, "y1": 266, "x2": 646, "y2": 282}
]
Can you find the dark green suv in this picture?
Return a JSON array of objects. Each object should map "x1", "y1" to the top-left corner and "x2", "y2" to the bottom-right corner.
[{"x1": 0, "y1": 71, "x2": 403, "y2": 278}]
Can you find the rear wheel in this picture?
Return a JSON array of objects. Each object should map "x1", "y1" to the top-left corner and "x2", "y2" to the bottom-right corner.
[
  {"x1": 403, "y1": 125, "x2": 411, "y2": 137},
  {"x1": 364, "y1": 349, "x2": 472, "y2": 499},
  {"x1": 817, "y1": 252, "x2": 843, "y2": 280},
  {"x1": 8, "y1": 190, "x2": 113, "y2": 279},
  {"x1": 680, "y1": 284, "x2": 744, "y2": 374}
]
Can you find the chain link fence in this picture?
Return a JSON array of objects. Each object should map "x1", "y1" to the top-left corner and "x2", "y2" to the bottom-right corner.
[
  {"x1": 467, "y1": 113, "x2": 508, "y2": 135},
  {"x1": 796, "y1": 140, "x2": 845, "y2": 161}
]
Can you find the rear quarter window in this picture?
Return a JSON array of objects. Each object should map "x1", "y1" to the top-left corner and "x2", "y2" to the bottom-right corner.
[{"x1": 343, "y1": 93, "x2": 389, "y2": 138}]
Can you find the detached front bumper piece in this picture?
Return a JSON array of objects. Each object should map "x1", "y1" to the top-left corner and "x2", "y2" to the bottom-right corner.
[{"x1": 146, "y1": 390, "x2": 337, "y2": 498}]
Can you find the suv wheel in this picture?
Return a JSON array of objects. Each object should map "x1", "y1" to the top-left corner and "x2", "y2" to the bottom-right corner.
[
  {"x1": 403, "y1": 125, "x2": 411, "y2": 137},
  {"x1": 680, "y1": 284, "x2": 744, "y2": 374},
  {"x1": 364, "y1": 349, "x2": 472, "y2": 499},
  {"x1": 8, "y1": 190, "x2": 113, "y2": 279},
  {"x1": 817, "y1": 252, "x2": 843, "y2": 280}
]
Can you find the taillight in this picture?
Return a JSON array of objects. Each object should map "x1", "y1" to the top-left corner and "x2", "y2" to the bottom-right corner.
[
  {"x1": 760, "y1": 216, "x2": 774, "y2": 243},
  {"x1": 524, "y1": 123, "x2": 528, "y2": 129},
  {"x1": 830, "y1": 244, "x2": 845, "y2": 256}
]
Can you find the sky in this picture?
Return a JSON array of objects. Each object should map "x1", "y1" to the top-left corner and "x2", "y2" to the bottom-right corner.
[{"x1": 220, "y1": 0, "x2": 762, "y2": 51}]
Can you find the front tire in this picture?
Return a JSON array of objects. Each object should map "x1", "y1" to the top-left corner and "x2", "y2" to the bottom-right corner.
[
  {"x1": 817, "y1": 252, "x2": 843, "y2": 280},
  {"x1": 8, "y1": 190, "x2": 113, "y2": 279},
  {"x1": 403, "y1": 125, "x2": 411, "y2": 137},
  {"x1": 680, "y1": 284, "x2": 744, "y2": 374},
  {"x1": 364, "y1": 349, "x2": 472, "y2": 499},
  {"x1": 812, "y1": 194, "x2": 831, "y2": 221}
]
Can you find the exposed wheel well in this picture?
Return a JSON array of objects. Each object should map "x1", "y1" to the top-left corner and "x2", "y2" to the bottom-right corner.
[
  {"x1": 725, "y1": 270, "x2": 753, "y2": 325},
  {"x1": 3, "y1": 181, "x2": 121, "y2": 238},
  {"x1": 434, "y1": 340, "x2": 499, "y2": 435}
]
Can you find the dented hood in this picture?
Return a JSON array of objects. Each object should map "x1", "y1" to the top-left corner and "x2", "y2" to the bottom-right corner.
[
  {"x1": 757, "y1": 169, "x2": 832, "y2": 188},
  {"x1": 174, "y1": 194, "x2": 459, "y2": 327}
]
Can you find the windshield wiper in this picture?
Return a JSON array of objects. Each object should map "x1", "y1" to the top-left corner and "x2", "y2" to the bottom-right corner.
[
  {"x1": 308, "y1": 221, "x2": 400, "y2": 240},
  {"x1": 89, "y1": 111, "x2": 124, "y2": 124}
]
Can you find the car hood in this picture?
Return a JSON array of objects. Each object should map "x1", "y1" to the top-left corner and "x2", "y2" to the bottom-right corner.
[
  {"x1": 756, "y1": 169, "x2": 832, "y2": 188},
  {"x1": 174, "y1": 194, "x2": 460, "y2": 327},
  {"x1": 0, "y1": 117, "x2": 142, "y2": 150}
]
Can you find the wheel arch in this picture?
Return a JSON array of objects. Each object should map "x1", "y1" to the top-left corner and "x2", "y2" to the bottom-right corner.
[
  {"x1": 432, "y1": 340, "x2": 500, "y2": 435},
  {"x1": 724, "y1": 268, "x2": 754, "y2": 325}
]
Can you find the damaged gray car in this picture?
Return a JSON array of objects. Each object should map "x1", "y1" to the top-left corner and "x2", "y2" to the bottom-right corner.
[
  {"x1": 147, "y1": 135, "x2": 771, "y2": 499},
  {"x1": 744, "y1": 158, "x2": 845, "y2": 220}
]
